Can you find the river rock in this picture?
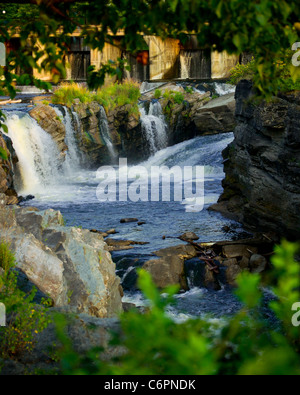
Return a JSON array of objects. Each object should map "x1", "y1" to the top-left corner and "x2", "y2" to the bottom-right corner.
[
  {"x1": 180, "y1": 232, "x2": 199, "y2": 241},
  {"x1": 222, "y1": 244, "x2": 258, "y2": 259},
  {"x1": 0, "y1": 205, "x2": 123, "y2": 318},
  {"x1": 142, "y1": 244, "x2": 198, "y2": 290},
  {"x1": 249, "y1": 254, "x2": 268, "y2": 274},
  {"x1": 143, "y1": 255, "x2": 188, "y2": 290},
  {"x1": 120, "y1": 218, "x2": 139, "y2": 223}
]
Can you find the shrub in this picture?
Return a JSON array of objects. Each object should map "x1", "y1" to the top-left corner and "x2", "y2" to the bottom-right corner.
[
  {"x1": 230, "y1": 55, "x2": 300, "y2": 93},
  {"x1": 93, "y1": 79, "x2": 141, "y2": 117},
  {"x1": 0, "y1": 243, "x2": 51, "y2": 360},
  {"x1": 53, "y1": 240, "x2": 300, "y2": 376},
  {"x1": 154, "y1": 89, "x2": 162, "y2": 99},
  {"x1": 52, "y1": 80, "x2": 141, "y2": 117},
  {"x1": 0, "y1": 242, "x2": 16, "y2": 272},
  {"x1": 52, "y1": 83, "x2": 93, "y2": 106}
]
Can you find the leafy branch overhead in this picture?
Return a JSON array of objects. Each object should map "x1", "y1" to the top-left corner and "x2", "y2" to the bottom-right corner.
[{"x1": 0, "y1": 1, "x2": 299, "y2": 100}]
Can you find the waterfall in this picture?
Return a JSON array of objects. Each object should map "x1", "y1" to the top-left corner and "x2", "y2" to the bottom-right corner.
[
  {"x1": 4, "y1": 112, "x2": 63, "y2": 195},
  {"x1": 140, "y1": 101, "x2": 168, "y2": 155},
  {"x1": 180, "y1": 50, "x2": 211, "y2": 79},
  {"x1": 99, "y1": 106, "x2": 118, "y2": 162},
  {"x1": 54, "y1": 106, "x2": 81, "y2": 173}
]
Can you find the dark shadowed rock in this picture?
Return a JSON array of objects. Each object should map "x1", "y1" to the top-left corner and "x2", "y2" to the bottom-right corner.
[
  {"x1": 120, "y1": 218, "x2": 139, "y2": 223},
  {"x1": 210, "y1": 80, "x2": 300, "y2": 240}
]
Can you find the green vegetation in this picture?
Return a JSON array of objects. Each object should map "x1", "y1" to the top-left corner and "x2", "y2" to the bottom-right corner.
[
  {"x1": 52, "y1": 240, "x2": 299, "y2": 376},
  {"x1": 94, "y1": 79, "x2": 141, "y2": 117},
  {"x1": 185, "y1": 86, "x2": 194, "y2": 94},
  {"x1": 0, "y1": 242, "x2": 51, "y2": 359},
  {"x1": 52, "y1": 83, "x2": 94, "y2": 107},
  {"x1": 163, "y1": 90, "x2": 185, "y2": 104},
  {"x1": 230, "y1": 56, "x2": 300, "y2": 92},
  {"x1": 52, "y1": 80, "x2": 141, "y2": 117},
  {"x1": 154, "y1": 89, "x2": 162, "y2": 99}
]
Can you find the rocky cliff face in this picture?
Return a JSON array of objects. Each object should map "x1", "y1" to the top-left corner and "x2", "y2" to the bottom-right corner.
[
  {"x1": 210, "y1": 80, "x2": 300, "y2": 240},
  {"x1": 0, "y1": 132, "x2": 18, "y2": 205},
  {"x1": 72, "y1": 100, "x2": 144, "y2": 165}
]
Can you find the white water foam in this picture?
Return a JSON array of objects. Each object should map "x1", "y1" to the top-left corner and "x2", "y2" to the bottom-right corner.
[
  {"x1": 4, "y1": 112, "x2": 63, "y2": 195},
  {"x1": 140, "y1": 101, "x2": 168, "y2": 155}
]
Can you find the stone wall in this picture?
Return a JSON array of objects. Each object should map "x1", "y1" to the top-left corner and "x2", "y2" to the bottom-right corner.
[{"x1": 210, "y1": 80, "x2": 300, "y2": 240}]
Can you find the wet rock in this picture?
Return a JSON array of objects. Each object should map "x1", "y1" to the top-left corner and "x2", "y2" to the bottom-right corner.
[
  {"x1": 222, "y1": 244, "x2": 258, "y2": 259},
  {"x1": 180, "y1": 232, "x2": 199, "y2": 241},
  {"x1": 225, "y1": 262, "x2": 244, "y2": 287},
  {"x1": 153, "y1": 244, "x2": 198, "y2": 260},
  {"x1": 120, "y1": 218, "x2": 139, "y2": 223},
  {"x1": 29, "y1": 104, "x2": 68, "y2": 156},
  {"x1": 106, "y1": 228, "x2": 117, "y2": 235},
  {"x1": 18, "y1": 195, "x2": 35, "y2": 203},
  {"x1": 250, "y1": 254, "x2": 268, "y2": 274},
  {"x1": 143, "y1": 255, "x2": 188, "y2": 290},
  {"x1": 105, "y1": 238, "x2": 149, "y2": 251},
  {"x1": 142, "y1": 244, "x2": 198, "y2": 291},
  {"x1": 192, "y1": 93, "x2": 236, "y2": 135}
]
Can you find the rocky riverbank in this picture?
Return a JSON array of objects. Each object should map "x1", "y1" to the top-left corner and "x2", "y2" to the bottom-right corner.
[
  {"x1": 210, "y1": 80, "x2": 300, "y2": 240},
  {"x1": 0, "y1": 198, "x2": 123, "y2": 318}
]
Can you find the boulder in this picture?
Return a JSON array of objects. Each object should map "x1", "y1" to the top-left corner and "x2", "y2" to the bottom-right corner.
[
  {"x1": 143, "y1": 255, "x2": 188, "y2": 290},
  {"x1": 249, "y1": 254, "x2": 268, "y2": 274},
  {"x1": 192, "y1": 93, "x2": 236, "y2": 135},
  {"x1": 0, "y1": 205, "x2": 123, "y2": 318},
  {"x1": 180, "y1": 232, "x2": 199, "y2": 241},
  {"x1": 29, "y1": 105, "x2": 68, "y2": 156},
  {"x1": 142, "y1": 244, "x2": 198, "y2": 290},
  {"x1": 222, "y1": 244, "x2": 258, "y2": 259},
  {"x1": 120, "y1": 218, "x2": 139, "y2": 223}
]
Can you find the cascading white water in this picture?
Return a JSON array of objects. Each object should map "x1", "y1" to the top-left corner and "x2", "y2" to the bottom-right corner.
[
  {"x1": 4, "y1": 112, "x2": 63, "y2": 195},
  {"x1": 140, "y1": 101, "x2": 168, "y2": 155},
  {"x1": 99, "y1": 106, "x2": 118, "y2": 161},
  {"x1": 54, "y1": 106, "x2": 81, "y2": 173}
]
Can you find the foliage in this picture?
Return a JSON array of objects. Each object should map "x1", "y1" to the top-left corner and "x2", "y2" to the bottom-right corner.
[
  {"x1": 53, "y1": 240, "x2": 300, "y2": 376},
  {"x1": 52, "y1": 83, "x2": 93, "y2": 106},
  {"x1": 94, "y1": 79, "x2": 141, "y2": 116},
  {"x1": 52, "y1": 80, "x2": 141, "y2": 117},
  {"x1": 185, "y1": 86, "x2": 194, "y2": 94},
  {"x1": 163, "y1": 90, "x2": 185, "y2": 104},
  {"x1": 230, "y1": 56, "x2": 300, "y2": 92},
  {"x1": 0, "y1": 242, "x2": 51, "y2": 360},
  {"x1": 154, "y1": 89, "x2": 162, "y2": 99}
]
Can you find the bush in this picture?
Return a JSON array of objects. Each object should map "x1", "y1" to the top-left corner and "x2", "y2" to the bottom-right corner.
[
  {"x1": 52, "y1": 83, "x2": 93, "y2": 106},
  {"x1": 0, "y1": 242, "x2": 51, "y2": 360},
  {"x1": 154, "y1": 89, "x2": 162, "y2": 99},
  {"x1": 230, "y1": 56, "x2": 300, "y2": 93},
  {"x1": 54, "y1": 240, "x2": 300, "y2": 376},
  {"x1": 94, "y1": 79, "x2": 141, "y2": 117},
  {"x1": 52, "y1": 80, "x2": 141, "y2": 117}
]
